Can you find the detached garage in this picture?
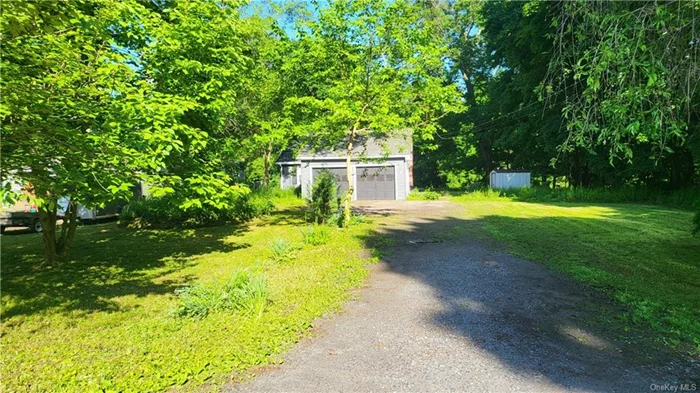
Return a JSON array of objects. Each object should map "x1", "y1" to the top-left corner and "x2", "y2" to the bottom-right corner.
[{"x1": 278, "y1": 133, "x2": 412, "y2": 201}]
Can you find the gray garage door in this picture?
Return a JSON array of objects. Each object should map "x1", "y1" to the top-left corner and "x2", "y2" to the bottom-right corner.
[
  {"x1": 357, "y1": 166, "x2": 395, "y2": 200},
  {"x1": 312, "y1": 168, "x2": 349, "y2": 197}
]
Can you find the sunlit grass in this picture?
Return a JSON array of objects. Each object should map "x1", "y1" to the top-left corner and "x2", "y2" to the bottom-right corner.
[
  {"x1": 0, "y1": 203, "x2": 376, "y2": 392},
  {"x1": 451, "y1": 196, "x2": 700, "y2": 352}
]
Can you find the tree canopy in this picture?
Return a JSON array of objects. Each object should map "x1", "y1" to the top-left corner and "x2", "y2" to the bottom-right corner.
[
  {"x1": 416, "y1": 0, "x2": 699, "y2": 191},
  {"x1": 2, "y1": 0, "x2": 698, "y2": 262}
]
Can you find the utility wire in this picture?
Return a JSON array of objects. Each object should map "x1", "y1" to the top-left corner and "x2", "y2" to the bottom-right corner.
[
  {"x1": 435, "y1": 101, "x2": 550, "y2": 141},
  {"x1": 435, "y1": 80, "x2": 581, "y2": 141}
]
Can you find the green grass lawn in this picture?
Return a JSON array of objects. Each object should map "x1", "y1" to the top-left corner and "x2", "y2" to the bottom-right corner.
[
  {"x1": 1, "y1": 202, "x2": 378, "y2": 392},
  {"x1": 3, "y1": 195, "x2": 698, "y2": 392},
  {"x1": 450, "y1": 194, "x2": 700, "y2": 353}
]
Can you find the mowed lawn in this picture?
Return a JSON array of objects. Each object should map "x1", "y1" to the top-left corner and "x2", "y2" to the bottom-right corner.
[
  {"x1": 450, "y1": 195, "x2": 700, "y2": 352},
  {"x1": 1, "y1": 202, "x2": 378, "y2": 392}
]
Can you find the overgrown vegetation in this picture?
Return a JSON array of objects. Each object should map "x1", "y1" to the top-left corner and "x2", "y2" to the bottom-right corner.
[
  {"x1": 119, "y1": 188, "x2": 280, "y2": 228},
  {"x1": 301, "y1": 225, "x2": 331, "y2": 246},
  {"x1": 0, "y1": 204, "x2": 376, "y2": 392},
  {"x1": 172, "y1": 271, "x2": 268, "y2": 319},
  {"x1": 408, "y1": 189, "x2": 442, "y2": 201},
  {"x1": 449, "y1": 196, "x2": 700, "y2": 352},
  {"x1": 268, "y1": 237, "x2": 298, "y2": 262},
  {"x1": 6, "y1": 0, "x2": 697, "y2": 258}
]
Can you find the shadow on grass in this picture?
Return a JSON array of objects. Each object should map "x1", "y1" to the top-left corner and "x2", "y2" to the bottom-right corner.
[
  {"x1": 1, "y1": 222, "x2": 250, "y2": 319},
  {"x1": 357, "y1": 205, "x2": 700, "y2": 390},
  {"x1": 260, "y1": 206, "x2": 310, "y2": 227}
]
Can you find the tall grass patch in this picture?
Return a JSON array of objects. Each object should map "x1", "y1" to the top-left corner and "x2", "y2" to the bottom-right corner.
[
  {"x1": 301, "y1": 225, "x2": 330, "y2": 246},
  {"x1": 408, "y1": 189, "x2": 442, "y2": 201},
  {"x1": 268, "y1": 237, "x2": 297, "y2": 262},
  {"x1": 172, "y1": 271, "x2": 268, "y2": 319}
]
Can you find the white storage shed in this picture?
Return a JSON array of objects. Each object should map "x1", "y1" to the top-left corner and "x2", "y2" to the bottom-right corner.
[{"x1": 489, "y1": 170, "x2": 531, "y2": 189}]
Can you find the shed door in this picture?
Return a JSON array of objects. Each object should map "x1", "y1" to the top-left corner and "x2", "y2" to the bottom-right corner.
[
  {"x1": 356, "y1": 166, "x2": 395, "y2": 200},
  {"x1": 312, "y1": 167, "x2": 349, "y2": 197}
]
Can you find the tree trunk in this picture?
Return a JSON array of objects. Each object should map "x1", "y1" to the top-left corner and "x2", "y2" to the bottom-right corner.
[
  {"x1": 39, "y1": 197, "x2": 80, "y2": 264},
  {"x1": 56, "y1": 199, "x2": 79, "y2": 256},
  {"x1": 343, "y1": 127, "x2": 356, "y2": 228},
  {"x1": 462, "y1": 67, "x2": 495, "y2": 185},
  {"x1": 263, "y1": 142, "x2": 272, "y2": 188},
  {"x1": 478, "y1": 137, "x2": 493, "y2": 184},
  {"x1": 570, "y1": 148, "x2": 591, "y2": 188},
  {"x1": 668, "y1": 148, "x2": 693, "y2": 190},
  {"x1": 39, "y1": 205, "x2": 58, "y2": 265}
]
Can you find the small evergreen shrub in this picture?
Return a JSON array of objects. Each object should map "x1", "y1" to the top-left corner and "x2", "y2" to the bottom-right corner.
[
  {"x1": 301, "y1": 225, "x2": 330, "y2": 245},
  {"x1": 172, "y1": 271, "x2": 268, "y2": 319},
  {"x1": 309, "y1": 170, "x2": 339, "y2": 224},
  {"x1": 268, "y1": 237, "x2": 297, "y2": 262}
]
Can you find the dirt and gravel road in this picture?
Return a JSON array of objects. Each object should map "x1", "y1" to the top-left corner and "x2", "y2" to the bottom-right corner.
[{"x1": 227, "y1": 201, "x2": 697, "y2": 393}]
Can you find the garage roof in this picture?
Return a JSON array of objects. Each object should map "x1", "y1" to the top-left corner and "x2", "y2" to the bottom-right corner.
[{"x1": 279, "y1": 131, "x2": 412, "y2": 162}]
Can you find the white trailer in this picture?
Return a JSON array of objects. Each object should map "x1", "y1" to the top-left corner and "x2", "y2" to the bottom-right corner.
[
  {"x1": 489, "y1": 170, "x2": 531, "y2": 189},
  {"x1": 57, "y1": 198, "x2": 125, "y2": 222}
]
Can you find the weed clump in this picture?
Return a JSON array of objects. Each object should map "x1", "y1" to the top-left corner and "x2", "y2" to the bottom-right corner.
[{"x1": 172, "y1": 271, "x2": 268, "y2": 319}]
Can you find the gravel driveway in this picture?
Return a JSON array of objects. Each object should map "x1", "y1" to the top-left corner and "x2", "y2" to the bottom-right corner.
[{"x1": 227, "y1": 201, "x2": 697, "y2": 393}]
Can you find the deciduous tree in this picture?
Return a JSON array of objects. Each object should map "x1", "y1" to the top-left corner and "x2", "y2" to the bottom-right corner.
[
  {"x1": 286, "y1": 0, "x2": 464, "y2": 226},
  {"x1": 1, "y1": 0, "x2": 205, "y2": 263}
]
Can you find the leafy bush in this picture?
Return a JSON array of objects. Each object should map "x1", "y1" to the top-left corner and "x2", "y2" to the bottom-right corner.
[
  {"x1": 172, "y1": 271, "x2": 268, "y2": 319},
  {"x1": 693, "y1": 211, "x2": 700, "y2": 236},
  {"x1": 309, "y1": 170, "x2": 339, "y2": 224},
  {"x1": 301, "y1": 225, "x2": 330, "y2": 246},
  {"x1": 235, "y1": 192, "x2": 275, "y2": 220},
  {"x1": 120, "y1": 195, "x2": 245, "y2": 228},
  {"x1": 268, "y1": 237, "x2": 297, "y2": 262},
  {"x1": 120, "y1": 187, "x2": 281, "y2": 228}
]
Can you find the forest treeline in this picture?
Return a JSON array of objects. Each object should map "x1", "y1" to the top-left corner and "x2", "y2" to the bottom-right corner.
[{"x1": 416, "y1": 0, "x2": 699, "y2": 192}]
